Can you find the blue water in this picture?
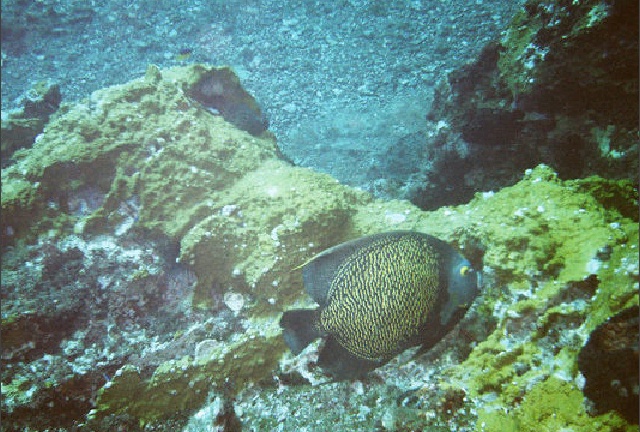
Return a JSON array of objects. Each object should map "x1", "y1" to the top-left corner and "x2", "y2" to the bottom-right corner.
[{"x1": 1, "y1": 0, "x2": 523, "y2": 193}]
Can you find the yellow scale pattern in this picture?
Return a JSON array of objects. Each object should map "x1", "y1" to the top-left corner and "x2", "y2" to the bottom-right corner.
[{"x1": 319, "y1": 234, "x2": 440, "y2": 361}]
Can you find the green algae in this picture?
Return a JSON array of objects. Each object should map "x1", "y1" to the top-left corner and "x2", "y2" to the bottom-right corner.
[
  {"x1": 1, "y1": 376, "x2": 37, "y2": 411},
  {"x1": 569, "y1": 175, "x2": 639, "y2": 222},
  {"x1": 497, "y1": 5, "x2": 543, "y2": 97},
  {"x1": 425, "y1": 165, "x2": 638, "y2": 430},
  {"x1": 91, "y1": 317, "x2": 285, "y2": 425},
  {"x1": 476, "y1": 376, "x2": 634, "y2": 432},
  {"x1": 470, "y1": 166, "x2": 630, "y2": 284},
  {"x1": 582, "y1": 221, "x2": 639, "y2": 334},
  {"x1": 1, "y1": 64, "x2": 277, "y2": 245},
  {"x1": 3, "y1": 62, "x2": 638, "y2": 429},
  {"x1": 179, "y1": 158, "x2": 369, "y2": 313}
]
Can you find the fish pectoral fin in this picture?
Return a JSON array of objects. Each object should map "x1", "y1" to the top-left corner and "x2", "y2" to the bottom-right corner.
[{"x1": 280, "y1": 309, "x2": 322, "y2": 355}]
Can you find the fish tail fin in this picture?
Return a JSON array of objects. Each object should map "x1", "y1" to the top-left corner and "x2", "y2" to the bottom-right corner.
[{"x1": 280, "y1": 309, "x2": 322, "y2": 355}]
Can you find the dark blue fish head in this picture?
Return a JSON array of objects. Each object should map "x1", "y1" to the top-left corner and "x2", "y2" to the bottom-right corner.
[{"x1": 439, "y1": 251, "x2": 479, "y2": 326}]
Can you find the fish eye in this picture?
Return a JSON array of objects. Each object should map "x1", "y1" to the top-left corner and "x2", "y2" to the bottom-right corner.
[{"x1": 459, "y1": 265, "x2": 471, "y2": 277}]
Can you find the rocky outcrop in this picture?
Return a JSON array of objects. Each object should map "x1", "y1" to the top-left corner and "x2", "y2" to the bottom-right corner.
[
  {"x1": 1, "y1": 79, "x2": 62, "y2": 165},
  {"x1": 417, "y1": 0, "x2": 638, "y2": 210},
  {"x1": 1, "y1": 63, "x2": 637, "y2": 431}
]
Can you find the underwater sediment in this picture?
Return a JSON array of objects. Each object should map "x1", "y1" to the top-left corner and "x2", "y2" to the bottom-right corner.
[{"x1": 1, "y1": 58, "x2": 638, "y2": 431}]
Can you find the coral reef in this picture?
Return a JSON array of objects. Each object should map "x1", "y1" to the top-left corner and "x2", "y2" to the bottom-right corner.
[
  {"x1": 1, "y1": 63, "x2": 363, "y2": 429},
  {"x1": 179, "y1": 158, "x2": 366, "y2": 313},
  {"x1": 1, "y1": 62, "x2": 637, "y2": 431},
  {"x1": 418, "y1": 0, "x2": 638, "y2": 209},
  {"x1": 1, "y1": 79, "x2": 62, "y2": 164},
  {"x1": 232, "y1": 165, "x2": 639, "y2": 431},
  {"x1": 1, "y1": 64, "x2": 276, "y2": 245}
]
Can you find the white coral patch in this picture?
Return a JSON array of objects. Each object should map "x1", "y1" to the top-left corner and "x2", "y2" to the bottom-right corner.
[{"x1": 223, "y1": 291, "x2": 245, "y2": 314}]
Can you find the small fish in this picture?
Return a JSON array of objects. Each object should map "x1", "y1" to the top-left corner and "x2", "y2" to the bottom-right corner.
[
  {"x1": 280, "y1": 231, "x2": 479, "y2": 379},
  {"x1": 176, "y1": 48, "x2": 193, "y2": 61}
]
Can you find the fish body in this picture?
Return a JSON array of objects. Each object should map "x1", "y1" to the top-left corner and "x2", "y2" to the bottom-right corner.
[
  {"x1": 280, "y1": 231, "x2": 479, "y2": 379},
  {"x1": 176, "y1": 48, "x2": 193, "y2": 61}
]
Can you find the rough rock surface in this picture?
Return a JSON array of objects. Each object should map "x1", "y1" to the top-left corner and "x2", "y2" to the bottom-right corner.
[
  {"x1": 1, "y1": 79, "x2": 62, "y2": 165},
  {"x1": 417, "y1": 0, "x2": 638, "y2": 210},
  {"x1": 579, "y1": 305, "x2": 639, "y2": 424},
  {"x1": 1, "y1": 64, "x2": 638, "y2": 431}
]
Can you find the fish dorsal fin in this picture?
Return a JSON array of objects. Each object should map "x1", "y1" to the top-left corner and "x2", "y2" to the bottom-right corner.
[{"x1": 302, "y1": 232, "x2": 411, "y2": 307}]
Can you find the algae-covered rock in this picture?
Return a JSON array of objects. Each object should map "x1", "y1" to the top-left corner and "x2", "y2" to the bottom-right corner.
[
  {"x1": 1, "y1": 63, "x2": 370, "y2": 427},
  {"x1": 1, "y1": 64, "x2": 285, "y2": 429},
  {"x1": 1, "y1": 64, "x2": 276, "y2": 245},
  {"x1": 411, "y1": 165, "x2": 639, "y2": 430},
  {"x1": 180, "y1": 158, "x2": 369, "y2": 313},
  {"x1": 2, "y1": 62, "x2": 638, "y2": 431},
  {"x1": 1, "y1": 79, "x2": 62, "y2": 164},
  {"x1": 476, "y1": 376, "x2": 633, "y2": 432},
  {"x1": 420, "y1": 0, "x2": 638, "y2": 210},
  {"x1": 90, "y1": 318, "x2": 285, "y2": 425}
]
